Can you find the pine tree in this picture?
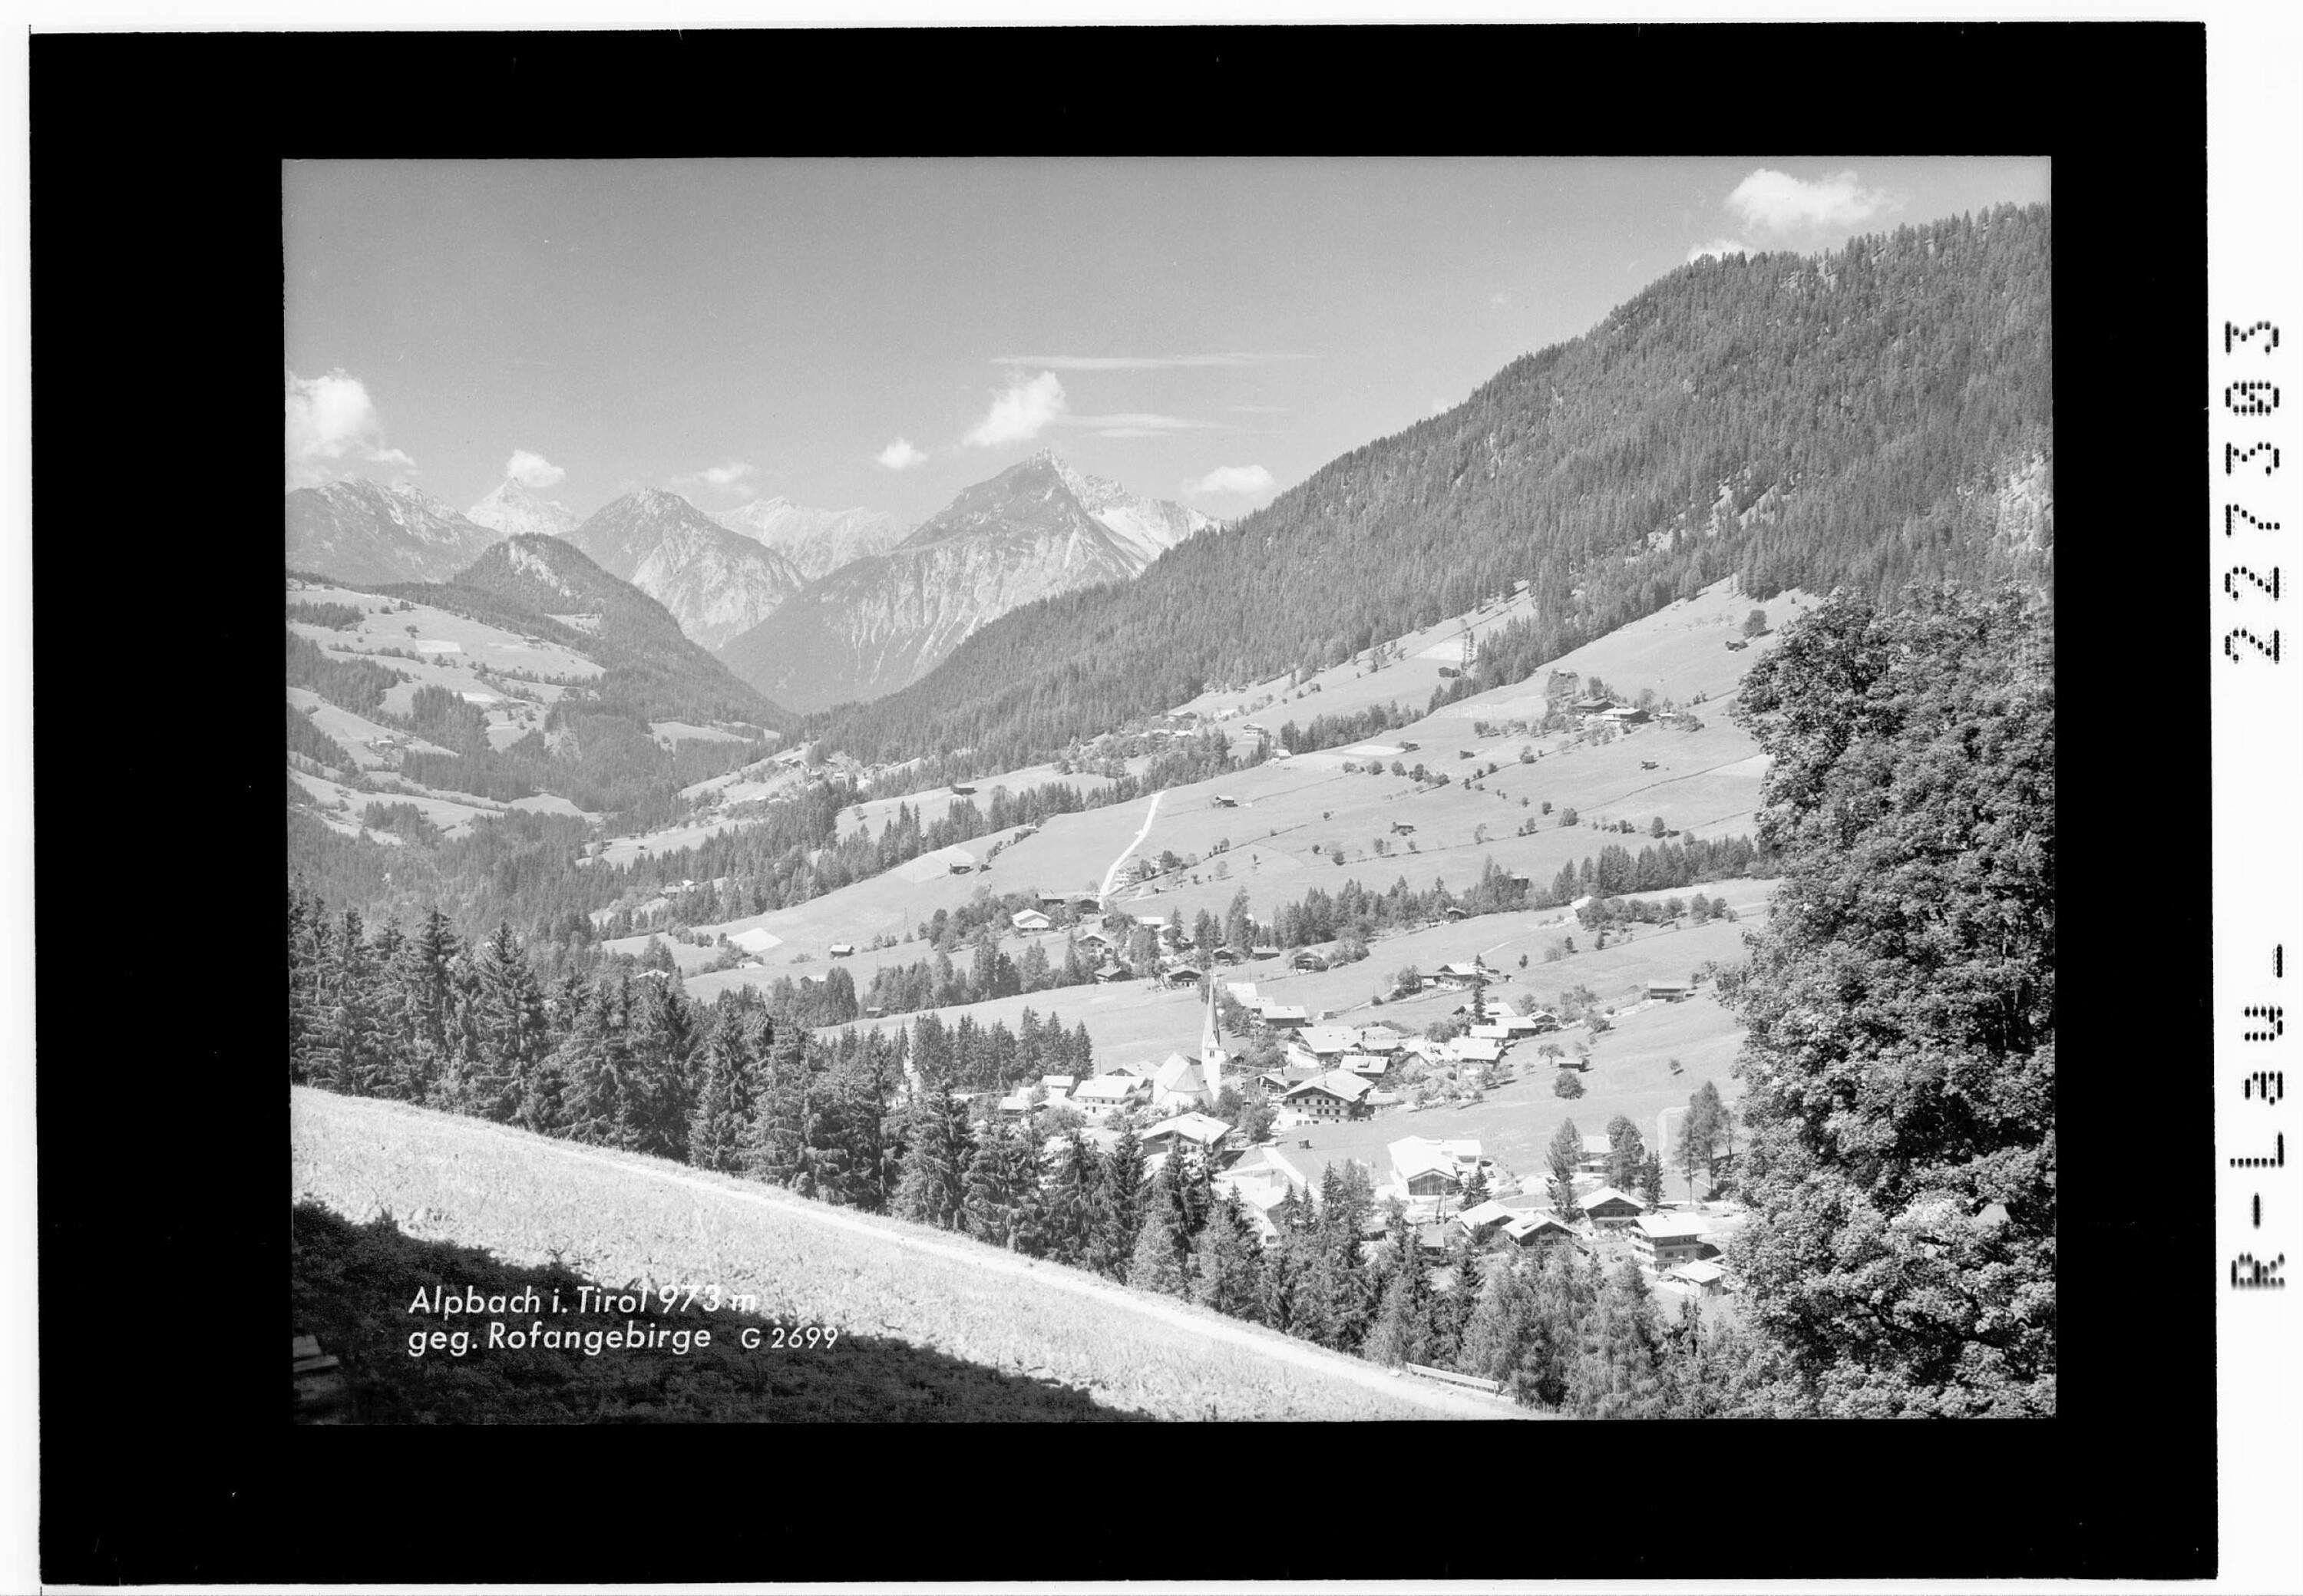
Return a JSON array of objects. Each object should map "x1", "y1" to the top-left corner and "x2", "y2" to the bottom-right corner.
[
  {"x1": 890, "y1": 1080, "x2": 971, "y2": 1228},
  {"x1": 1605, "y1": 1112, "x2": 1647, "y2": 1192},
  {"x1": 1039, "y1": 1130, "x2": 1106, "y2": 1266},
  {"x1": 1364, "y1": 1220, "x2": 1434, "y2": 1369},
  {"x1": 1188, "y1": 1190, "x2": 1261, "y2": 1317},
  {"x1": 1093, "y1": 1126, "x2": 1150, "y2": 1279},
  {"x1": 624, "y1": 974, "x2": 696, "y2": 1160},
  {"x1": 686, "y1": 1013, "x2": 757, "y2": 1174},
  {"x1": 747, "y1": 1023, "x2": 817, "y2": 1195},
  {"x1": 961, "y1": 1115, "x2": 1032, "y2": 1249},
  {"x1": 1545, "y1": 1116, "x2": 1584, "y2": 1217},
  {"x1": 469, "y1": 922, "x2": 549, "y2": 1123},
  {"x1": 1125, "y1": 1202, "x2": 1189, "y2": 1295}
]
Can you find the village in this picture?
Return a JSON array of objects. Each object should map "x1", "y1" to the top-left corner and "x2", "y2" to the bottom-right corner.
[{"x1": 920, "y1": 957, "x2": 1745, "y2": 1320}]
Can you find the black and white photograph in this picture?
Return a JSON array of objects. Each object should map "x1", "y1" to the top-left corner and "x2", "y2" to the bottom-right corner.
[{"x1": 283, "y1": 153, "x2": 2060, "y2": 1426}]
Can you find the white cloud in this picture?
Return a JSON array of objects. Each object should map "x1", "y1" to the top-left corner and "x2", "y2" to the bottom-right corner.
[
  {"x1": 285, "y1": 368, "x2": 412, "y2": 488},
  {"x1": 876, "y1": 438, "x2": 928, "y2": 471},
  {"x1": 700, "y1": 461, "x2": 755, "y2": 487},
  {"x1": 993, "y1": 352, "x2": 1307, "y2": 371},
  {"x1": 963, "y1": 370, "x2": 1068, "y2": 447},
  {"x1": 1184, "y1": 464, "x2": 1276, "y2": 499},
  {"x1": 504, "y1": 448, "x2": 566, "y2": 489},
  {"x1": 1429, "y1": 396, "x2": 1452, "y2": 417},
  {"x1": 1489, "y1": 291, "x2": 1509, "y2": 309},
  {"x1": 1061, "y1": 411, "x2": 1214, "y2": 437},
  {"x1": 1687, "y1": 238, "x2": 1750, "y2": 263},
  {"x1": 1725, "y1": 168, "x2": 1898, "y2": 235}
]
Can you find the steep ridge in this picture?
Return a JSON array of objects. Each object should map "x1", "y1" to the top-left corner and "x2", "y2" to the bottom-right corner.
[
  {"x1": 718, "y1": 451, "x2": 1211, "y2": 713},
  {"x1": 286, "y1": 478, "x2": 505, "y2": 587},
  {"x1": 567, "y1": 487, "x2": 808, "y2": 651}
]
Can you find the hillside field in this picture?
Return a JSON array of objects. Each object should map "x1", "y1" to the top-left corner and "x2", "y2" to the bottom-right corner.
[{"x1": 292, "y1": 1089, "x2": 1530, "y2": 1422}]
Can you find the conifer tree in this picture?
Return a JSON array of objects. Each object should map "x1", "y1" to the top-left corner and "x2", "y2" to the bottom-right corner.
[
  {"x1": 1093, "y1": 1126, "x2": 1150, "y2": 1279},
  {"x1": 1545, "y1": 1117, "x2": 1584, "y2": 1217},
  {"x1": 1188, "y1": 1190, "x2": 1261, "y2": 1317},
  {"x1": 1039, "y1": 1130, "x2": 1107, "y2": 1266},
  {"x1": 686, "y1": 1013, "x2": 757, "y2": 1175},
  {"x1": 1605, "y1": 1113, "x2": 1648, "y2": 1192},
  {"x1": 961, "y1": 1115, "x2": 1033, "y2": 1249},
  {"x1": 748, "y1": 1023, "x2": 818, "y2": 1195},
  {"x1": 469, "y1": 922, "x2": 549, "y2": 1122},
  {"x1": 624, "y1": 974, "x2": 696, "y2": 1160},
  {"x1": 1125, "y1": 1201, "x2": 1189, "y2": 1295}
]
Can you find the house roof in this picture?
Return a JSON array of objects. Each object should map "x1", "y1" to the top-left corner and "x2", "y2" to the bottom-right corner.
[
  {"x1": 1039, "y1": 1075, "x2": 1076, "y2": 1092},
  {"x1": 1455, "y1": 1199, "x2": 1515, "y2": 1228},
  {"x1": 1502, "y1": 1213, "x2": 1574, "y2": 1240},
  {"x1": 1260, "y1": 1003, "x2": 1308, "y2": 1023},
  {"x1": 1580, "y1": 1186, "x2": 1645, "y2": 1211},
  {"x1": 1581, "y1": 1134, "x2": 1614, "y2": 1156},
  {"x1": 1284, "y1": 1070, "x2": 1372, "y2": 1103},
  {"x1": 1072, "y1": 1076, "x2": 1141, "y2": 1102},
  {"x1": 1152, "y1": 1054, "x2": 1207, "y2": 1095},
  {"x1": 1669, "y1": 1260, "x2": 1728, "y2": 1284},
  {"x1": 1451, "y1": 1038, "x2": 1503, "y2": 1062},
  {"x1": 1143, "y1": 1112, "x2": 1232, "y2": 1145},
  {"x1": 1297, "y1": 1025, "x2": 1360, "y2": 1054},
  {"x1": 1636, "y1": 1213, "x2": 1705, "y2": 1240}
]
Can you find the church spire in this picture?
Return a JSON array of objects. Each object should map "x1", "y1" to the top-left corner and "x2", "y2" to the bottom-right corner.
[{"x1": 1201, "y1": 980, "x2": 1224, "y2": 1105}]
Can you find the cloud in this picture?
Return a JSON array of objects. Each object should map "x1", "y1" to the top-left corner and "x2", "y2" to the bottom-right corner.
[
  {"x1": 1687, "y1": 238, "x2": 1750, "y2": 263},
  {"x1": 1429, "y1": 396, "x2": 1454, "y2": 417},
  {"x1": 284, "y1": 368, "x2": 413, "y2": 487},
  {"x1": 963, "y1": 370, "x2": 1068, "y2": 447},
  {"x1": 876, "y1": 438, "x2": 928, "y2": 471},
  {"x1": 1062, "y1": 411, "x2": 1215, "y2": 438},
  {"x1": 504, "y1": 448, "x2": 566, "y2": 489},
  {"x1": 1489, "y1": 291, "x2": 1509, "y2": 309},
  {"x1": 1724, "y1": 168, "x2": 1898, "y2": 234},
  {"x1": 1184, "y1": 464, "x2": 1276, "y2": 499},
  {"x1": 699, "y1": 461, "x2": 755, "y2": 487},
  {"x1": 992, "y1": 352, "x2": 1307, "y2": 371}
]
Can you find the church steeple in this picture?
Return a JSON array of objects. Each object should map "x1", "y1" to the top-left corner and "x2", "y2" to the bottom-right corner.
[{"x1": 1201, "y1": 980, "x2": 1224, "y2": 1105}]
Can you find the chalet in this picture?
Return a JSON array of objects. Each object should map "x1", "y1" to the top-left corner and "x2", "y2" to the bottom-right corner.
[
  {"x1": 1664, "y1": 1258, "x2": 1730, "y2": 1297},
  {"x1": 1164, "y1": 965, "x2": 1204, "y2": 990},
  {"x1": 1038, "y1": 1074, "x2": 1077, "y2": 1100},
  {"x1": 1093, "y1": 960, "x2": 1128, "y2": 983},
  {"x1": 1291, "y1": 950, "x2": 1330, "y2": 973},
  {"x1": 1282, "y1": 1071, "x2": 1373, "y2": 1121},
  {"x1": 828, "y1": 943, "x2": 856, "y2": 958},
  {"x1": 1443, "y1": 906, "x2": 1468, "y2": 920},
  {"x1": 1294, "y1": 1025, "x2": 1360, "y2": 1059},
  {"x1": 1467, "y1": 1023, "x2": 1515, "y2": 1043},
  {"x1": 1076, "y1": 927, "x2": 1113, "y2": 950},
  {"x1": 1250, "y1": 944, "x2": 1283, "y2": 961},
  {"x1": 1141, "y1": 1112, "x2": 1233, "y2": 1158},
  {"x1": 1211, "y1": 946, "x2": 1244, "y2": 966},
  {"x1": 994, "y1": 1090, "x2": 1036, "y2": 1120},
  {"x1": 1037, "y1": 892, "x2": 1071, "y2": 909},
  {"x1": 1257, "y1": 1003, "x2": 1310, "y2": 1030},
  {"x1": 1355, "y1": 1026, "x2": 1405, "y2": 1053},
  {"x1": 1578, "y1": 1134, "x2": 1614, "y2": 1175},
  {"x1": 1646, "y1": 980, "x2": 1694, "y2": 1003},
  {"x1": 1438, "y1": 961, "x2": 1490, "y2": 983},
  {"x1": 1072, "y1": 1074, "x2": 1148, "y2": 1115},
  {"x1": 1501, "y1": 1012, "x2": 1557, "y2": 1036},
  {"x1": 1390, "y1": 821, "x2": 1416, "y2": 835},
  {"x1": 1339, "y1": 1052, "x2": 1390, "y2": 1079},
  {"x1": 1578, "y1": 1187, "x2": 1647, "y2": 1230},
  {"x1": 1010, "y1": 909, "x2": 1053, "y2": 933},
  {"x1": 950, "y1": 783, "x2": 977, "y2": 796},
  {"x1": 1453, "y1": 1199, "x2": 1517, "y2": 1243},
  {"x1": 1074, "y1": 897, "x2": 1102, "y2": 915},
  {"x1": 1633, "y1": 1213, "x2": 1708, "y2": 1271},
  {"x1": 1388, "y1": 1137, "x2": 1487, "y2": 1200},
  {"x1": 947, "y1": 861, "x2": 973, "y2": 876},
  {"x1": 1252, "y1": 1069, "x2": 1292, "y2": 1095},
  {"x1": 1211, "y1": 795, "x2": 1239, "y2": 808},
  {"x1": 1449, "y1": 1036, "x2": 1505, "y2": 1067},
  {"x1": 1498, "y1": 1212, "x2": 1580, "y2": 1253}
]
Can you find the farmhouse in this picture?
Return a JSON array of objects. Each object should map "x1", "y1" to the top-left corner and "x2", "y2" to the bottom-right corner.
[
  {"x1": 1250, "y1": 944, "x2": 1283, "y2": 960},
  {"x1": 1074, "y1": 897, "x2": 1101, "y2": 914},
  {"x1": 1502, "y1": 1012, "x2": 1558, "y2": 1036},
  {"x1": 1449, "y1": 1037, "x2": 1505, "y2": 1067},
  {"x1": 1258, "y1": 1003, "x2": 1310, "y2": 1030},
  {"x1": 1291, "y1": 950, "x2": 1330, "y2": 973},
  {"x1": 1633, "y1": 1213, "x2": 1708, "y2": 1271},
  {"x1": 1498, "y1": 1212, "x2": 1580, "y2": 1253},
  {"x1": 1387, "y1": 1137, "x2": 1487, "y2": 1201},
  {"x1": 1664, "y1": 1259, "x2": 1730, "y2": 1297},
  {"x1": 1071, "y1": 1074, "x2": 1147, "y2": 1115},
  {"x1": 1164, "y1": 964, "x2": 1205, "y2": 989},
  {"x1": 829, "y1": 943, "x2": 856, "y2": 958},
  {"x1": 1211, "y1": 795, "x2": 1238, "y2": 808},
  {"x1": 1141, "y1": 1112, "x2": 1233, "y2": 1159},
  {"x1": 1281, "y1": 1070, "x2": 1373, "y2": 1121},
  {"x1": 1339, "y1": 1052, "x2": 1390, "y2": 1079},
  {"x1": 1468, "y1": 1023, "x2": 1514, "y2": 1043},
  {"x1": 1646, "y1": 980, "x2": 1694, "y2": 1003},
  {"x1": 1355, "y1": 1025, "x2": 1405, "y2": 1053},
  {"x1": 1038, "y1": 1074, "x2": 1076, "y2": 1100},
  {"x1": 1093, "y1": 960, "x2": 1128, "y2": 983},
  {"x1": 1453, "y1": 1199, "x2": 1516, "y2": 1243},
  {"x1": 1292, "y1": 1025, "x2": 1359, "y2": 1059},
  {"x1": 1578, "y1": 1135, "x2": 1614, "y2": 1175},
  {"x1": 1010, "y1": 909, "x2": 1053, "y2": 933},
  {"x1": 1579, "y1": 1187, "x2": 1647, "y2": 1230},
  {"x1": 1037, "y1": 892, "x2": 1070, "y2": 909},
  {"x1": 1211, "y1": 945, "x2": 1244, "y2": 966}
]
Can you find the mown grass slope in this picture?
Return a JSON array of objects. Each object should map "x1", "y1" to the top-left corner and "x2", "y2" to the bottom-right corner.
[{"x1": 292, "y1": 1089, "x2": 1530, "y2": 1423}]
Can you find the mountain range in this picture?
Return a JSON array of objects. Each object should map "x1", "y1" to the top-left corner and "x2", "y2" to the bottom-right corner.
[
  {"x1": 557, "y1": 487, "x2": 807, "y2": 652},
  {"x1": 467, "y1": 477, "x2": 581, "y2": 540},
  {"x1": 715, "y1": 451, "x2": 1214, "y2": 713},
  {"x1": 284, "y1": 479, "x2": 504, "y2": 587},
  {"x1": 710, "y1": 497, "x2": 913, "y2": 583}
]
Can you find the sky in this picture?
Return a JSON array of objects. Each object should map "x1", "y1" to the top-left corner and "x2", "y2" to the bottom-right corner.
[{"x1": 284, "y1": 157, "x2": 2050, "y2": 524}]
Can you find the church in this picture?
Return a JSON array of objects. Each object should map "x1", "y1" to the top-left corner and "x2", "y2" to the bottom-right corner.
[{"x1": 1149, "y1": 983, "x2": 1231, "y2": 1116}]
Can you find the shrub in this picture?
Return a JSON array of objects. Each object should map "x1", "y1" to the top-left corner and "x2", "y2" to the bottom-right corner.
[{"x1": 1553, "y1": 1070, "x2": 1585, "y2": 1100}]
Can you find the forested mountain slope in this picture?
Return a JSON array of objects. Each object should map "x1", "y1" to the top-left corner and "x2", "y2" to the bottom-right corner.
[{"x1": 814, "y1": 205, "x2": 2051, "y2": 769}]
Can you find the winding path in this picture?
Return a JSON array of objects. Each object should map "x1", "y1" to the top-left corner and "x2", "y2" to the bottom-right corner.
[{"x1": 1099, "y1": 791, "x2": 1164, "y2": 902}]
